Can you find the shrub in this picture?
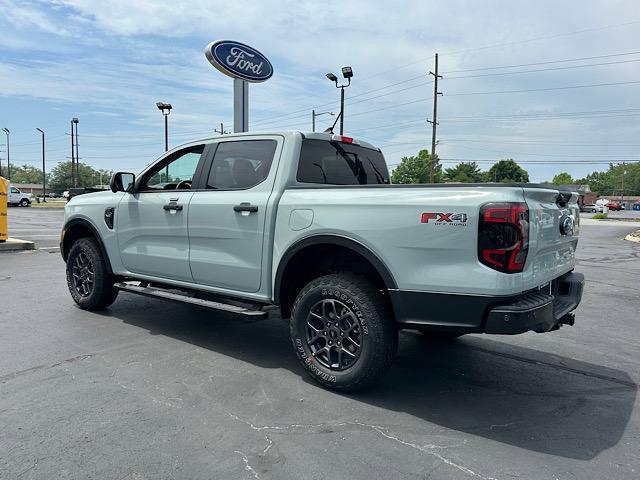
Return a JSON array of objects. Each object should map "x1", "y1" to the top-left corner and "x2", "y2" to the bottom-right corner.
[{"x1": 592, "y1": 213, "x2": 608, "y2": 220}]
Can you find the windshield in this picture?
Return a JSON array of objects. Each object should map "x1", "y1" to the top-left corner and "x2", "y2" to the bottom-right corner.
[{"x1": 297, "y1": 139, "x2": 390, "y2": 185}]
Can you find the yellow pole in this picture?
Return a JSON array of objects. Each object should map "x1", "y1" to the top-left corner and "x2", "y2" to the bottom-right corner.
[{"x1": 0, "y1": 176, "x2": 8, "y2": 242}]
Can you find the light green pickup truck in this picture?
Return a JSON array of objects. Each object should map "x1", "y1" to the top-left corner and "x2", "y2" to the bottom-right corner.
[{"x1": 61, "y1": 131, "x2": 584, "y2": 390}]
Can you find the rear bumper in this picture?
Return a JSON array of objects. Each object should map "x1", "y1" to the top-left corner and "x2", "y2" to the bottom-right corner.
[{"x1": 389, "y1": 271, "x2": 584, "y2": 335}]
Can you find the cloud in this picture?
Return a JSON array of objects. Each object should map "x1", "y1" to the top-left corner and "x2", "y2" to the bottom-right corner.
[{"x1": 1, "y1": 0, "x2": 639, "y2": 180}]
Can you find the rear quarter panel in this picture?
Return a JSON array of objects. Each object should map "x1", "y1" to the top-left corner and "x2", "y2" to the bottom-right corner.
[{"x1": 273, "y1": 186, "x2": 529, "y2": 296}]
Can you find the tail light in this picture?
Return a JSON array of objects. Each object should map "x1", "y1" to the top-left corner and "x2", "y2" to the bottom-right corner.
[{"x1": 478, "y1": 202, "x2": 529, "y2": 273}]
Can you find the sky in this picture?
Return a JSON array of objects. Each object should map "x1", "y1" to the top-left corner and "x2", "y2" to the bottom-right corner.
[{"x1": 0, "y1": 0, "x2": 639, "y2": 183}]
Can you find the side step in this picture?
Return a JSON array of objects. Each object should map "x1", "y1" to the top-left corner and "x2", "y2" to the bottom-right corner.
[{"x1": 114, "y1": 282, "x2": 268, "y2": 319}]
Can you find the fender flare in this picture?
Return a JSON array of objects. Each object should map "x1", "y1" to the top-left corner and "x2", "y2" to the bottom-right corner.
[
  {"x1": 273, "y1": 234, "x2": 397, "y2": 304},
  {"x1": 61, "y1": 218, "x2": 114, "y2": 275}
]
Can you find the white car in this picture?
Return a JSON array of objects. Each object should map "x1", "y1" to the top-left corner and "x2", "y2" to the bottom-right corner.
[{"x1": 9, "y1": 185, "x2": 32, "y2": 207}]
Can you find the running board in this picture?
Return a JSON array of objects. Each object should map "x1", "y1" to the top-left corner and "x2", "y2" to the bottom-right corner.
[{"x1": 114, "y1": 282, "x2": 268, "y2": 319}]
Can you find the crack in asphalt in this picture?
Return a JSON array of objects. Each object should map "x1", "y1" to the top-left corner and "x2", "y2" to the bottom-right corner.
[
  {"x1": 0, "y1": 354, "x2": 93, "y2": 383},
  {"x1": 227, "y1": 413, "x2": 496, "y2": 480}
]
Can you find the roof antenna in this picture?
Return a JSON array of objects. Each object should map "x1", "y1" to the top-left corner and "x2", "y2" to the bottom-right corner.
[{"x1": 324, "y1": 111, "x2": 342, "y2": 134}]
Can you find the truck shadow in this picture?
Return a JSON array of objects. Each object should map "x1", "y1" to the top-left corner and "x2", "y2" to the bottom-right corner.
[{"x1": 106, "y1": 298, "x2": 636, "y2": 461}]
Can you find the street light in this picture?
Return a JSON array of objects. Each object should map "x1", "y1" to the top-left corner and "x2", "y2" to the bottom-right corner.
[
  {"x1": 156, "y1": 102, "x2": 172, "y2": 152},
  {"x1": 311, "y1": 110, "x2": 334, "y2": 132},
  {"x1": 71, "y1": 117, "x2": 79, "y2": 188},
  {"x1": 36, "y1": 128, "x2": 46, "y2": 202},
  {"x1": 325, "y1": 66, "x2": 353, "y2": 135},
  {"x1": 2, "y1": 128, "x2": 9, "y2": 179}
]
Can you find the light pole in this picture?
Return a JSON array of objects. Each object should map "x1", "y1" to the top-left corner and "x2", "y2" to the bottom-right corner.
[
  {"x1": 325, "y1": 67, "x2": 353, "y2": 135},
  {"x1": 156, "y1": 102, "x2": 172, "y2": 182},
  {"x1": 36, "y1": 128, "x2": 46, "y2": 202},
  {"x1": 2, "y1": 128, "x2": 9, "y2": 180},
  {"x1": 72, "y1": 118, "x2": 79, "y2": 187},
  {"x1": 312, "y1": 110, "x2": 334, "y2": 132},
  {"x1": 156, "y1": 102, "x2": 172, "y2": 152}
]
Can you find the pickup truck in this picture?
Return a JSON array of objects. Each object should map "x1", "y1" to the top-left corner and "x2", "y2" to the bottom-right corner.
[
  {"x1": 9, "y1": 185, "x2": 32, "y2": 207},
  {"x1": 61, "y1": 132, "x2": 584, "y2": 391}
]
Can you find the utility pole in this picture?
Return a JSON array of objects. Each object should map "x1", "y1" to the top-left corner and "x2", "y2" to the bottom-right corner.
[
  {"x1": 36, "y1": 128, "x2": 46, "y2": 201},
  {"x1": 214, "y1": 123, "x2": 230, "y2": 135},
  {"x1": 427, "y1": 53, "x2": 443, "y2": 183},
  {"x1": 621, "y1": 162, "x2": 626, "y2": 204}
]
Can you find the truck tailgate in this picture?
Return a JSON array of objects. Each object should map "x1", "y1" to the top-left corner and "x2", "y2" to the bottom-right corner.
[{"x1": 521, "y1": 187, "x2": 580, "y2": 291}]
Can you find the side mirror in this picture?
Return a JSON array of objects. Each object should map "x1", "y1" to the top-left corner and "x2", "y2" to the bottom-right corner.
[{"x1": 110, "y1": 172, "x2": 135, "y2": 193}]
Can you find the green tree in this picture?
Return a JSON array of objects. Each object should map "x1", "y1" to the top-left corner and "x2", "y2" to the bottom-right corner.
[
  {"x1": 443, "y1": 162, "x2": 483, "y2": 183},
  {"x1": 577, "y1": 163, "x2": 640, "y2": 196},
  {"x1": 390, "y1": 149, "x2": 442, "y2": 184},
  {"x1": 8, "y1": 164, "x2": 45, "y2": 184},
  {"x1": 485, "y1": 159, "x2": 529, "y2": 183},
  {"x1": 48, "y1": 161, "x2": 113, "y2": 190},
  {"x1": 550, "y1": 172, "x2": 574, "y2": 185}
]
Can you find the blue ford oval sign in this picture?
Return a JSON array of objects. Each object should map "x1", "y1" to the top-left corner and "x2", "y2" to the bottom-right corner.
[{"x1": 205, "y1": 40, "x2": 273, "y2": 83}]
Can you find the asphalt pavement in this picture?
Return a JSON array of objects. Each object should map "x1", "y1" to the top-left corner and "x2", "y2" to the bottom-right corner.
[
  {"x1": 1, "y1": 214, "x2": 639, "y2": 479},
  {"x1": 5, "y1": 206, "x2": 65, "y2": 249}
]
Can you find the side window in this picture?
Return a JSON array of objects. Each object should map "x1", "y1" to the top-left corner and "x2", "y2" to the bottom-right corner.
[
  {"x1": 206, "y1": 140, "x2": 277, "y2": 190},
  {"x1": 297, "y1": 139, "x2": 390, "y2": 185},
  {"x1": 10, "y1": 187, "x2": 20, "y2": 194},
  {"x1": 143, "y1": 145, "x2": 205, "y2": 190}
]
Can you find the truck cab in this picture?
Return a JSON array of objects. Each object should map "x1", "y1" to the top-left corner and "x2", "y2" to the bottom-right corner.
[{"x1": 9, "y1": 185, "x2": 32, "y2": 207}]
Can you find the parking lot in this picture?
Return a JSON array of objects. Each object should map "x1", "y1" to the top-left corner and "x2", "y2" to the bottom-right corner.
[{"x1": 1, "y1": 210, "x2": 639, "y2": 479}]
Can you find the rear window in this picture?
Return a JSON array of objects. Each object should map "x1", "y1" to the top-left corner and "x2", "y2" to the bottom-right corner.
[{"x1": 297, "y1": 139, "x2": 390, "y2": 185}]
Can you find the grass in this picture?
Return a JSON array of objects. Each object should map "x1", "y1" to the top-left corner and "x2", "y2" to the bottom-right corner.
[{"x1": 592, "y1": 213, "x2": 608, "y2": 219}]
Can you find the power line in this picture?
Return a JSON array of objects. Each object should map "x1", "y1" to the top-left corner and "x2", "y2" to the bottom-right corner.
[
  {"x1": 445, "y1": 80, "x2": 640, "y2": 96},
  {"x1": 443, "y1": 50, "x2": 640, "y2": 73},
  {"x1": 446, "y1": 58, "x2": 640, "y2": 79}
]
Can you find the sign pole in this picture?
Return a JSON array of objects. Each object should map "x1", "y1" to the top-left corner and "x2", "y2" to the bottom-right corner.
[{"x1": 233, "y1": 78, "x2": 249, "y2": 133}]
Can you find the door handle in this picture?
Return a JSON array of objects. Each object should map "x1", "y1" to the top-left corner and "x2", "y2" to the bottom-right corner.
[
  {"x1": 163, "y1": 203, "x2": 183, "y2": 212},
  {"x1": 233, "y1": 203, "x2": 258, "y2": 213}
]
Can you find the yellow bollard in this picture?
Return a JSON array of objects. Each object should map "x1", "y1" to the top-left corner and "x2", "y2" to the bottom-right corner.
[{"x1": 0, "y1": 176, "x2": 8, "y2": 242}]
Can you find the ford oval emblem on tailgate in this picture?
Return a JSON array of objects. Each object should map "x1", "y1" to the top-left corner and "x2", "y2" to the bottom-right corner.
[{"x1": 560, "y1": 215, "x2": 575, "y2": 236}]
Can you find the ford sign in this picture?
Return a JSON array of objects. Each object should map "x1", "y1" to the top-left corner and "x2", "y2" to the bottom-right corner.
[{"x1": 205, "y1": 40, "x2": 273, "y2": 83}]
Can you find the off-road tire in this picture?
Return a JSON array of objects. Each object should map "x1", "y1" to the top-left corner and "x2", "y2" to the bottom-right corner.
[
  {"x1": 290, "y1": 273, "x2": 397, "y2": 391},
  {"x1": 66, "y1": 238, "x2": 118, "y2": 310}
]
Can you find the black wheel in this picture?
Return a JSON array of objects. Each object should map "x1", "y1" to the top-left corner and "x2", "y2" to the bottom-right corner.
[
  {"x1": 20, "y1": 198, "x2": 30, "y2": 207},
  {"x1": 66, "y1": 238, "x2": 118, "y2": 310},
  {"x1": 290, "y1": 273, "x2": 397, "y2": 391}
]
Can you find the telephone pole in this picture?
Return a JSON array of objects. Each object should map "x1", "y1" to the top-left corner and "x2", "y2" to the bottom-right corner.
[
  {"x1": 427, "y1": 53, "x2": 443, "y2": 183},
  {"x1": 214, "y1": 123, "x2": 230, "y2": 135}
]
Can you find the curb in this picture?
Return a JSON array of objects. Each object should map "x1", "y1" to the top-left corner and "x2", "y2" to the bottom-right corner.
[
  {"x1": 0, "y1": 238, "x2": 36, "y2": 252},
  {"x1": 624, "y1": 230, "x2": 640, "y2": 243}
]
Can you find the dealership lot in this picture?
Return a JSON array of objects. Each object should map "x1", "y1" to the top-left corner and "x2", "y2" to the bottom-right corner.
[{"x1": 1, "y1": 212, "x2": 639, "y2": 479}]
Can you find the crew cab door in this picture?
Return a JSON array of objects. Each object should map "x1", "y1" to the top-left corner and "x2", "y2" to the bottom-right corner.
[
  {"x1": 188, "y1": 136, "x2": 281, "y2": 293},
  {"x1": 116, "y1": 144, "x2": 208, "y2": 282}
]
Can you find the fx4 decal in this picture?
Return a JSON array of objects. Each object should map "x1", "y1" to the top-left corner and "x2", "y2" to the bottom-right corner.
[{"x1": 421, "y1": 212, "x2": 468, "y2": 225}]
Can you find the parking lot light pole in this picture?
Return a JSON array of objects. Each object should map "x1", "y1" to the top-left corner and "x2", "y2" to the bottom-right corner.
[
  {"x1": 2, "y1": 128, "x2": 9, "y2": 179},
  {"x1": 312, "y1": 110, "x2": 334, "y2": 132},
  {"x1": 325, "y1": 67, "x2": 353, "y2": 135},
  {"x1": 156, "y1": 102, "x2": 172, "y2": 182},
  {"x1": 156, "y1": 102, "x2": 172, "y2": 152},
  {"x1": 72, "y1": 118, "x2": 79, "y2": 187},
  {"x1": 36, "y1": 128, "x2": 46, "y2": 202}
]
